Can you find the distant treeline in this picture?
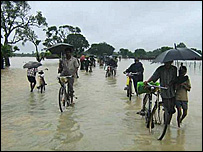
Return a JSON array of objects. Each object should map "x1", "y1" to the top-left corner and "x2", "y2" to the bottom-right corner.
[{"x1": 14, "y1": 53, "x2": 36, "y2": 57}]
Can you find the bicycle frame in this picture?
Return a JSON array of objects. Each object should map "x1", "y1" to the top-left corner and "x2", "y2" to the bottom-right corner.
[
  {"x1": 144, "y1": 89, "x2": 160, "y2": 132},
  {"x1": 143, "y1": 83, "x2": 168, "y2": 139},
  {"x1": 58, "y1": 75, "x2": 73, "y2": 112},
  {"x1": 125, "y1": 72, "x2": 138, "y2": 100}
]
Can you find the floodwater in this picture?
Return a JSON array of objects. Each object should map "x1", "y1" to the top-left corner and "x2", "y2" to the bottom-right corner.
[{"x1": 1, "y1": 57, "x2": 202, "y2": 151}]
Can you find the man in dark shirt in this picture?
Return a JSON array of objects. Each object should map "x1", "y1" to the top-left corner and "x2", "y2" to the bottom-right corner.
[
  {"x1": 123, "y1": 58, "x2": 144, "y2": 96},
  {"x1": 107, "y1": 56, "x2": 118, "y2": 76},
  {"x1": 143, "y1": 60, "x2": 177, "y2": 124}
]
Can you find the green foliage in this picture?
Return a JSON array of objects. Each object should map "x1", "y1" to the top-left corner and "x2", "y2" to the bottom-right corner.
[
  {"x1": 43, "y1": 25, "x2": 82, "y2": 47},
  {"x1": 118, "y1": 48, "x2": 134, "y2": 58},
  {"x1": 86, "y1": 42, "x2": 115, "y2": 56},
  {"x1": 134, "y1": 48, "x2": 146, "y2": 58},
  {"x1": 1, "y1": 44, "x2": 15, "y2": 57},
  {"x1": 177, "y1": 42, "x2": 187, "y2": 48},
  {"x1": 1, "y1": 1, "x2": 47, "y2": 66},
  {"x1": 1, "y1": 2, "x2": 47, "y2": 45},
  {"x1": 65, "y1": 34, "x2": 89, "y2": 55}
]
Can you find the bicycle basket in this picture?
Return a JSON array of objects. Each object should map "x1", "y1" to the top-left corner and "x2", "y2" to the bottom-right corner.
[{"x1": 137, "y1": 81, "x2": 160, "y2": 95}]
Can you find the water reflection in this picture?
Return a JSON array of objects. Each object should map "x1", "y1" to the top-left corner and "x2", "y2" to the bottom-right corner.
[
  {"x1": 27, "y1": 93, "x2": 46, "y2": 115},
  {"x1": 1, "y1": 57, "x2": 202, "y2": 151},
  {"x1": 52, "y1": 110, "x2": 83, "y2": 151},
  {"x1": 105, "y1": 76, "x2": 117, "y2": 86}
]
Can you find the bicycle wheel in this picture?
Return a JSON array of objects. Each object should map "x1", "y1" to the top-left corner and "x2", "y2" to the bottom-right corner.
[
  {"x1": 144, "y1": 94, "x2": 152, "y2": 131},
  {"x1": 155, "y1": 102, "x2": 164, "y2": 125},
  {"x1": 158, "y1": 110, "x2": 171, "y2": 140},
  {"x1": 148, "y1": 101, "x2": 158, "y2": 133},
  {"x1": 58, "y1": 87, "x2": 66, "y2": 112}
]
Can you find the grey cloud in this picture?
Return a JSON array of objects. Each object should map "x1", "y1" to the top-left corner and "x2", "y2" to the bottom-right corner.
[{"x1": 16, "y1": 1, "x2": 202, "y2": 53}]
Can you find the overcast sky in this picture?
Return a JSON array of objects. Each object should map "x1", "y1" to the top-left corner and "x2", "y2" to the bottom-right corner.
[{"x1": 16, "y1": 1, "x2": 202, "y2": 53}]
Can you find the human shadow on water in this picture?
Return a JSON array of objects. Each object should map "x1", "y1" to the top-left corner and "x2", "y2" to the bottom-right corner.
[
  {"x1": 27, "y1": 93, "x2": 46, "y2": 115},
  {"x1": 51, "y1": 110, "x2": 83, "y2": 151}
]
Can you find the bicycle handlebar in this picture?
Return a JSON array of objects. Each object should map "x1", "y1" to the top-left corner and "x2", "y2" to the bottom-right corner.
[
  {"x1": 125, "y1": 72, "x2": 139, "y2": 76},
  {"x1": 146, "y1": 82, "x2": 168, "y2": 90},
  {"x1": 57, "y1": 75, "x2": 73, "y2": 79},
  {"x1": 57, "y1": 75, "x2": 73, "y2": 84}
]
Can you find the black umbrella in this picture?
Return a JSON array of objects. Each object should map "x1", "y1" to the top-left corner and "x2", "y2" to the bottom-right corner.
[
  {"x1": 46, "y1": 43, "x2": 74, "y2": 55},
  {"x1": 23, "y1": 61, "x2": 42, "y2": 69},
  {"x1": 153, "y1": 47, "x2": 202, "y2": 63}
]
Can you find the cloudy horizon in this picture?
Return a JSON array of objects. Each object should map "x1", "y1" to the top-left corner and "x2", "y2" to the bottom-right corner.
[{"x1": 10, "y1": 1, "x2": 202, "y2": 53}]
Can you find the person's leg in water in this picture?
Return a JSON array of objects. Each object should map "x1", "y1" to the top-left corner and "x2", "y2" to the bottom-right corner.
[
  {"x1": 132, "y1": 77, "x2": 138, "y2": 96},
  {"x1": 32, "y1": 78, "x2": 37, "y2": 92},
  {"x1": 175, "y1": 100, "x2": 182, "y2": 127},
  {"x1": 42, "y1": 77, "x2": 47, "y2": 85},
  {"x1": 30, "y1": 82, "x2": 33, "y2": 92},
  {"x1": 28, "y1": 76, "x2": 36, "y2": 92},
  {"x1": 176, "y1": 107, "x2": 182, "y2": 127},
  {"x1": 180, "y1": 101, "x2": 188, "y2": 124},
  {"x1": 113, "y1": 67, "x2": 116, "y2": 76},
  {"x1": 89, "y1": 66, "x2": 92, "y2": 72},
  {"x1": 163, "y1": 98, "x2": 176, "y2": 125},
  {"x1": 85, "y1": 65, "x2": 88, "y2": 72},
  {"x1": 68, "y1": 78, "x2": 75, "y2": 105}
]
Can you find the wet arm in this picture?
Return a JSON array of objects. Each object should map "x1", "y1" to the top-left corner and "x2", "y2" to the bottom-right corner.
[
  {"x1": 181, "y1": 79, "x2": 191, "y2": 91},
  {"x1": 144, "y1": 68, "x2": 160, "y2": 85}
]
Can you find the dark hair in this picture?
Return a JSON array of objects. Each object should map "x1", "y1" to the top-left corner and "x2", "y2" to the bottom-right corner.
[
  {"x1": 65, "y1": 47, "x2": 73, "y2": 53},
  {"x1": 181, "y1": 66, "x2": 187, "y2": 72},
  {"x1": 134, "y1": 57, "x2": 139, "y2": 62}
]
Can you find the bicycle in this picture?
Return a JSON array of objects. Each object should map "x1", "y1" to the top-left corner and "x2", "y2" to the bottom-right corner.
[
  {"x1": 57, "y1": 75, "x2": 73, "y2": 112},
  {"x1": 105, "y1": 66, "x2": 114, "y2": 77},
  {"x1": 124, "y1": 72, "x2": 138, "y2": 101},
  {"x1": 140, "y1": 82, "x2": 169, "y2": 140}
]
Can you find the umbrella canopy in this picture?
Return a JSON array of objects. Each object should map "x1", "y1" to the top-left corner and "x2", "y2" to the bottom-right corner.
[
  {"x1": 153, "y1": 47, "x2": 202, "y2": 63},
  {"x1": 23, "y1": 61, "x2": 42, "y2": 69},
  {"x1": 46, "y1": 43, "x2": 74, "y2": 55}
]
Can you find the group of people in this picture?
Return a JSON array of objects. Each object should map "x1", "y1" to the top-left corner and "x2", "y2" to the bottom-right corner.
[
  {"x1": 27, "y1": 68, "x2": 47, "y2": 92},
  {"x1": 127, "y1": 59, "x2": 191, "y2": 128},
  {"x1": 27, "y1": 48, "x2": 191, "y2": 127},
  {"x1": 80, "y1": 55, "x2": 96, "y2": 73}
]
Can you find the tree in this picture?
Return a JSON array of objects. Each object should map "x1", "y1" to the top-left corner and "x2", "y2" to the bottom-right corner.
[
  {"x1": 86, "y1": 42, "x2": 115, "y2": 56},
  {"x1": 1, "y1": 44, "x2": 19, "y2": 67},
  {"x1": 118, "y1": 48, "x2": 134, "y2": 58},
  {"x1": 43, "y1": 25, "x2": 81, "y2": 47},
  {"x1": 65, "y1": 34, "x2": 89, "y2": 56},
  {"x1": 134, "y1": 48, "x2": 146, "y2": 58},
  {"x1": 1, "y1": 1, "x2": 47, "y2": 67},
  {"x1": 21, "y1": 27, "x2": 46, "y2": 62},
  {"x1": 177, "y1": 42, "x2": 187, "y2": 48}
]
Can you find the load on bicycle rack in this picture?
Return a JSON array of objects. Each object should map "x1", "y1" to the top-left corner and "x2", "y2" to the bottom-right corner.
[{"x1": 137, "y1": 81, "x2": 169, "y2": 140}]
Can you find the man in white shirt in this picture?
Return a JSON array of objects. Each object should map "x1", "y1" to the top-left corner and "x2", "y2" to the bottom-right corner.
[{"x1": 58, "y1": 48, "x2": 79, "y2": 105}]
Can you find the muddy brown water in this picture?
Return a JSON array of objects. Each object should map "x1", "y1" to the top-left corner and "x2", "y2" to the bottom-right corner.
[{"x1": 1, "y1": 57, "x2": 202, "y2": 151}]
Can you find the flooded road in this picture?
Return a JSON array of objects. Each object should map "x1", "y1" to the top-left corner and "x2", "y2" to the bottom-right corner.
[{"x1": 1, "y1": 57, "x2": 202, "y2": 151}]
